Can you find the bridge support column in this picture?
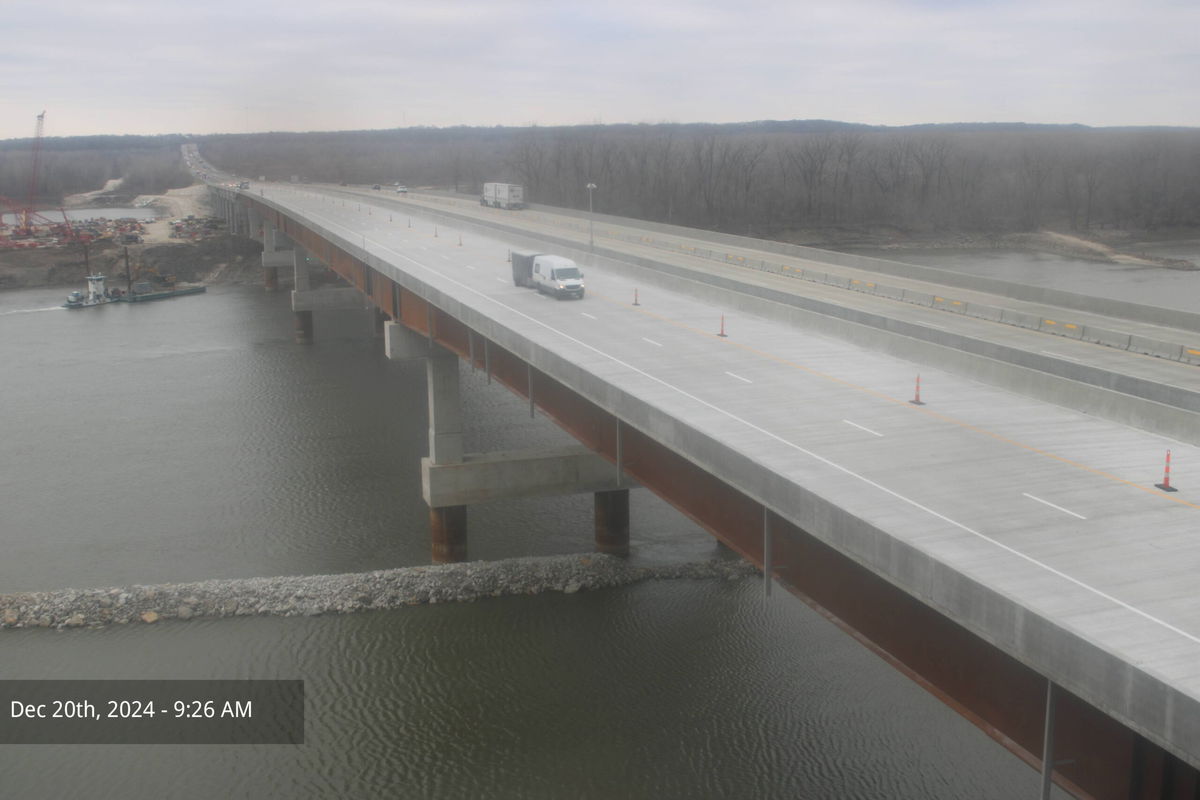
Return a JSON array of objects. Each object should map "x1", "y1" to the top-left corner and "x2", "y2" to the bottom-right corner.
[
  {"x1": 387, "y1": 321, "x2": 636, "y2": 563},
  {"x1": 293, "y1": 246, "x2": 313, "y2": 344},
  {"x1": 262, "y1": 223, "x2": 292, "y2": 292},
  {"x1": 430, "y1": 505, "x2": 467, "y2": 564},
  {"x1": 594, "y1": 489, "x2": 629, "y2": 556},
  {"x1": 247, "y1": 206, "x2": 263, "y2": 243},
  {"x1": 427, "y1": 342, "x2": 466, "y2": 562}
]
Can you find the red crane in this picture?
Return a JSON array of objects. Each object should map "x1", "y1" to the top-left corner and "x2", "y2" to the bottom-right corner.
[
  {"x1": 21, "y1": 111, "x2": 46, "y2": 233},
  {"x1": 1, "y1": 111, "x2": 72, "y2": 243}
]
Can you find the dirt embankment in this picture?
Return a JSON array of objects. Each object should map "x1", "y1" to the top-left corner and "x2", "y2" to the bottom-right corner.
[
  {"x1": 4, "y1": 182, "x2": 265, "y2": 292},
  {"x1": 0, "y1": 236, "x2": 264, "y2": 292}
]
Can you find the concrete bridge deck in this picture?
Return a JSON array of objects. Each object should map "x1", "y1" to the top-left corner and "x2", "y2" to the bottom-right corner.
[
  {"x1": 325, "y1": 187, "x2": 1200, "y2": 441},
  {"x1": 222, "y1": 180, "x2": 1200, "y2": 797}
]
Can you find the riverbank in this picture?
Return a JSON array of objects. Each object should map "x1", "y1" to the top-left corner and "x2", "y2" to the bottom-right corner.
[
  {"x1": 803, "y1": 227, "x2": 1199, "y2": 269},
  {"x1": 0, "y1": 554, "x2": 758, "y2": 630}
]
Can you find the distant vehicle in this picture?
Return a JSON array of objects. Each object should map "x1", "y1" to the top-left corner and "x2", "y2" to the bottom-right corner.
[
  {"x1": 339, "y1": 182, "x2": 348, "y2": 186},
  {"x1": 511, "y1": 251, "x2": 584, "y2": 300},
  {"x1": 481, "y1": 182, "x2": 525, "y2": 209},
  {"x1": 372, "y1": 184, "x2": 381, "y2": 190},
  {"x1": 237, "y1": 181, "x2": 249, "y2": 189},
  {"x1": 395, "y1": 185, "x2": 408, "y2": 194}
]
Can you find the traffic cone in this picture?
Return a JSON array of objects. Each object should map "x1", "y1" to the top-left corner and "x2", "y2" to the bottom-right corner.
[
  {"x1": 1156, "y1": 450, "x2": 1178, "y2": 492},
  {"x1": 909, "y1": 374, "x2": 925, "y2": 406}
]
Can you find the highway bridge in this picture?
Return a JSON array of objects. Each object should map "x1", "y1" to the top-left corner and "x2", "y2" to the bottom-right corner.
[{"x1": 209, "y1": 174, "x2": 1200, "y2": 799}]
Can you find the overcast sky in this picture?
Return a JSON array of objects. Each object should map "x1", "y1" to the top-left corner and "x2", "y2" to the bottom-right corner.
[{"x1": 2, "y1": 0, "x2": 1197, "y2": 141}]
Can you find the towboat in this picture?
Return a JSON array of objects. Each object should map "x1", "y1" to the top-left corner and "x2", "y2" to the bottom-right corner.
[{"x1": 63, "y1": 275, "x2": 119, "y2": 309}]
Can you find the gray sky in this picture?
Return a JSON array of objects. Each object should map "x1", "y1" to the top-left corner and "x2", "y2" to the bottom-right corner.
[{"x1": 2, "y1": 0, "x2": 1197, "y2": 140}]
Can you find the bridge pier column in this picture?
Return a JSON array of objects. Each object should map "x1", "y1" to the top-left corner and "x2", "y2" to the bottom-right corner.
[
  {"x1": 386, "y1": 320, "x2": 635, "y2": 563},
  {"x1": 262, "y1": 223, "x2": 292, "y2": 292},
  {"x1": 427, "y1": 343, "x2": 466, "y2": 562},
  {"x1": 430, "y1": 505, "x2": 467, "y2": 564},
  {"x1": 247, "y1": 206, "x2": 263, "y2": 243},
  {"x1": 594, "y1": 489, "x2": 630, "y2": 556},
  {"x1": 292, "y1": 246, "x2": 313, "y2": 344}
]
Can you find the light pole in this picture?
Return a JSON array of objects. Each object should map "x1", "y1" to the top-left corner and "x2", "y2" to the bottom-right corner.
[{"x1": 586, "y1": 182, "x2": 597, "y2": 249}]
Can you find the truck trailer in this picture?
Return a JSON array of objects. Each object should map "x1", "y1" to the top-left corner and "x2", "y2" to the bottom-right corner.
[
  {"x1": 511, "y1": 251, "x2": 585, "y2": 299},
  {"x1": 482, "y1": 183, "x2": 525, "y2": 209}
]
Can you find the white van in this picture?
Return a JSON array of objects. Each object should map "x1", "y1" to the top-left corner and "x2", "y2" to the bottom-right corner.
[{"x1": 531, "y1": 255, "x2": 585, "y2": 299}]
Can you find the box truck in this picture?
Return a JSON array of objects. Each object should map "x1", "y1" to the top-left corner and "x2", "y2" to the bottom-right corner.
[
  {"x1": 482, "y1": 183, "x2": 525, "y2": 209},
  {"x1": 511, "y1": 251, "x2": 585, "y2": 300}
]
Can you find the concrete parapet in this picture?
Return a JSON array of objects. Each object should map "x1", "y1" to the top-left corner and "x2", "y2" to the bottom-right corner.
[
  {"x1": 422, "y1": 445, "x2": 625, "y2": 508},
  {"x1": 873, "y1": 283, "x2": 905, "y2": 301},
  {"x1": 1128, "y1": 335, "x2": 1184, "y2": 361},
  {"x1": 291, "y1": 287, "x2": 364, "y2": 312},
  {"x1": 1058, "y1": 322, "x2": 1085, "y2": 339},
  {"x1": 1082, "y1": 327, "x2": 1132, "y2": 350},
  {"x1": 1183, "y1": 347, "x2": 1200, "y2": 366},
  {"x1": 903, "y1": 289, "x2": 936, "y2": 307},
  {"x1": 1002, "y1": 309, "x2": 1043, "y2": 330},
  {"x1": 966, "y1": 303, "x2": 1004, "y2": 322}
]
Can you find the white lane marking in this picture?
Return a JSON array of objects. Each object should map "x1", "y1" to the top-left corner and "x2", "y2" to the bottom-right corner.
[
  {"x1": 642, "y1": 337, "x2": 663, "y2": 347},
  {"x1": 843, "y1": 419, "x2": 884, "y2": 437},
  {"x1": 724, "y1": 371, "x2": 753, "y2": 384},
  {"x1": 1040, "y1": 350, "x2": 1086, "y2": 364},
  {"x1": 464, "y1": 265, "x2": 476, "y2": 270},
  {"x1": 305, "y1": 207, "x2": 1200, "y2": 648},
  {"x1": 438, "y1": 254, "x2": 452, "y2": 261},
  {"x1": 922, "y1": 322, "x2": 949, "y2": 330},
  {"x1": 1022, "y1": 492, "x2": 1088, "y2": 520},
  {"x1": 581, "y1": 312, "x2": 598, "y2": 320},
  {"x1": 495, "y1": 278, "x2": 507, "y2": 284}
]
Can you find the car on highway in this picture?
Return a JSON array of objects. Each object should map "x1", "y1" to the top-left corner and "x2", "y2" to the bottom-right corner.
[
  {"x1": 372, "y1": 184, "x2": 381, "y2": 190},
  {"x1": 395, "y1": 185, "x2": 408, "y2": 194}
]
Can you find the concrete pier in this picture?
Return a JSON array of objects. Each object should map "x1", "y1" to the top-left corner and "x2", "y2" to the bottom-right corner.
[
  {"x1": 261, "y1": 223, "x2": 292, "y2": 292},
  {"x1": 292, "y1": 246, "x2": 313, "y2": 344},
  {"x1": 387, "y1": 321, "x2": 634, "y2": 563},
  {"x1": 430, "y1": 505, "x2": 468, "y2": 564},
  {"x1": 594, "y1": 489, "x2": 630, "y2": 556}
]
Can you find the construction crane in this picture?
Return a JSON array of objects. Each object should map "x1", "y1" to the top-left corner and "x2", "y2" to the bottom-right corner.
[
  {"x1": 0, "y1": 111, "x2": 74, "y2": 244},
  {"x1": 21, "y1": 111, "x2": 46, "y2": 233}
]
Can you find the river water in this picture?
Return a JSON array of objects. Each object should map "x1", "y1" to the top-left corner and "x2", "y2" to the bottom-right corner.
[
  {"x1": 0, "y1": 280, "x2": 1060, "y2": 798},
  {"x1": 843, "y1": 242, "x2": 1200, "y2": 314}
]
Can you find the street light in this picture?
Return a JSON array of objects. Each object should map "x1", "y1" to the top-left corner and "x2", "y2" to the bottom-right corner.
[{"x1": 586, "y1": 182, "x2": 597, "y2": 249}]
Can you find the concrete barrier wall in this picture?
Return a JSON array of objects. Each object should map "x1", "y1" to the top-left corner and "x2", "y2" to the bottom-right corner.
[
  {"x1": 256, "y1": 193, "x2": 1200, "y2": 437},
  {"x1": 1129, "y1": 336, "x2": 1184, "y2": 361},
  {"x1": 620, "y1": 232, "x2": 1200, "y2": 366},
  {"x1": 523, "y1": 199, "x2": 1200, "y2": 333},
  {"x1": 402, "y1": 192, "x2": 1200, "y2": 366}
]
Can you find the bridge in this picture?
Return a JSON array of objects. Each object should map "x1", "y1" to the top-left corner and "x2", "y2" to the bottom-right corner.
[{"x1": 208, "y1": 171, "x2": 1200, "y2": 799}]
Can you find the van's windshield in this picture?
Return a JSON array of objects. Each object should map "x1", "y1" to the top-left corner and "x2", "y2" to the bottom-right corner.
[{"x1": 553, "y1": 267, "x2": 581, "y2": 280}]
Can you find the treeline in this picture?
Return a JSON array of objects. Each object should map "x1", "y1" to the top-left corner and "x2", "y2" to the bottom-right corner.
[
  {"x1": 0, "y1": 134, "x2": 193, "y2": 207},
  {"x1": 198, "y1": 121, "x2": 1200, "y2": 237},
  {"x1": 6, "y1": 122, "x2": 1199, "y2": 236}
]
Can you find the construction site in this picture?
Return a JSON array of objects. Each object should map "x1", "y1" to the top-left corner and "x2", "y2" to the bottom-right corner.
[{"x1": 0, "y1": 112, "x2": 260, "y2": 290}]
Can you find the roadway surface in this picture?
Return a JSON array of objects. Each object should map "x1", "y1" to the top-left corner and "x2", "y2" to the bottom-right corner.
[{"x1": 248, "y1": 181, "x2": 1200, "y2": 767}]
